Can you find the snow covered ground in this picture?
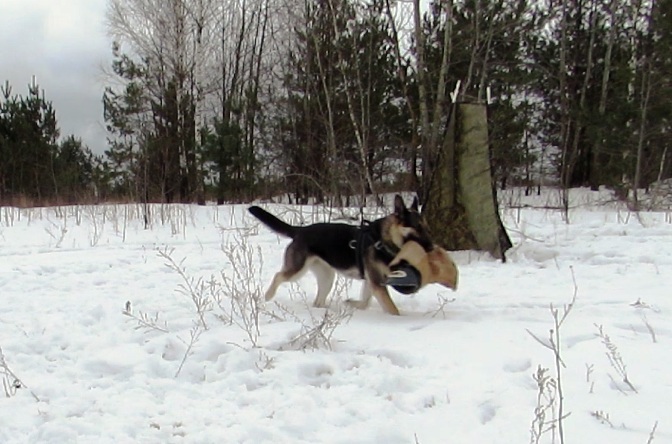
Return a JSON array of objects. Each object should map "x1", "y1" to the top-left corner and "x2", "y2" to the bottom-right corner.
[{"x1": 0, "y1": 189, "x2": 670, "y2": 443}]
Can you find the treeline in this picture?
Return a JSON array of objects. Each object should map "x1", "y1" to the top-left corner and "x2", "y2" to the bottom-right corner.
[
  {"x1": 0, "y1": 80, "x2": 100, "y2": 205},
  {"x1": 2, "y1": 0, "x2": 671, "y2": 206}
]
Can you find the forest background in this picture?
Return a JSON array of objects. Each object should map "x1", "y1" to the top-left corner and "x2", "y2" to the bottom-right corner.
[{"x1": 1, "y1": 0, "x2": 670, "y2": 209}]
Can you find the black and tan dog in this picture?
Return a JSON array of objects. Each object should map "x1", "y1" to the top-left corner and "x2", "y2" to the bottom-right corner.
[{"x1": 248, "y1": 195, "x2": 432, "y2": 315}]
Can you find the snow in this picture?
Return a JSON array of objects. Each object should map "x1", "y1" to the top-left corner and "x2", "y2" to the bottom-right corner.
[{"x1": 0, "y1": 189, "x2": 670, "y2": 443}]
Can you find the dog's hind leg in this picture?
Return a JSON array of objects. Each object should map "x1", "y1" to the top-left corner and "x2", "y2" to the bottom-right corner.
[
  {"x1": 264, "y1": 271, "x2": 289, "y2": 301},
  {"x1": 265, "y1": 242, "x2": 307, "y2": 301},
  {"x1": 308, "y1": 258, "x2": 336, "y2": 307}
]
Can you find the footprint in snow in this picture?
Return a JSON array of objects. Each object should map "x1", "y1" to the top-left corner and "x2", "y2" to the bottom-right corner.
[
  {"x1": 478, "y1": 401, "x2": 497, "y2": 424},
  {"x1": 502, "y1": 358, "x2": 531, "y2": 373},
  {"x1": 565, "y1": 333, "x2": 596, "y2": 348},
  {"x1": 300, "y1": 362, "x2": 334, "y2": 386},
  {"x1": 408, "y1": 322, "x2": 430, "y2": 332},
  {"x1": 374, "y1": 349, "x2": 413, "y2": 368}
]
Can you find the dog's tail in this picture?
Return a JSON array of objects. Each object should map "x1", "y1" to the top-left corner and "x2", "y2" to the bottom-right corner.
[{"x1": 248, "y1": 206, "x2": 296, "y2": 238}]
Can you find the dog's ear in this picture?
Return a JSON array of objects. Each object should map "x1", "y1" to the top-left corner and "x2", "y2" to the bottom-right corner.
[
  {"x1": 393, "y1": 194, "x2": 407, "y2": 216},
  {"x1": 411, "y1": 196, "x2": 419, "y2": 212}
]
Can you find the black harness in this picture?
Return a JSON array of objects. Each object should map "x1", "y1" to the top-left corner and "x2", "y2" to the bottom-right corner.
[
  {"x1": 350, "y1": 219, "x2": 421, "y2": 294},
  {"x1": 350, "y1": 219, "x2": 397, "y2": 280},
  {"x1": 350, "y1": 219, "x2": 422, "y2": 294}
]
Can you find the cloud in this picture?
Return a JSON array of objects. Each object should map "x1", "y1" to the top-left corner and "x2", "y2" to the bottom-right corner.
[{"x1": 0, "y1": 0, "x2": 112, "y2": 155}]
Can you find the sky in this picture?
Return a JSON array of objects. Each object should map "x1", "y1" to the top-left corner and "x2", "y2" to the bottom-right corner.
[
  {"x1": 0, "y1": 1, "x2": 424, "y2": 159},
  {"x1": 0, "y1": 0, "x2": 111, "y2": 155}
]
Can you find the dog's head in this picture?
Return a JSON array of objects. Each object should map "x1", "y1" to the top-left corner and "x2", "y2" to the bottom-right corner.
[{"x1": 385, "y1": 194, "x2": 432, "y2": 250}]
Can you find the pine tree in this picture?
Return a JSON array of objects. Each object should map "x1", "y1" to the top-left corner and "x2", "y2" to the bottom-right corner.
[
  {"x1": 0, "y1": 79, "x2": 60, "y2": 202},
  {"x1": 53, "y1": 135, "x2": 96, "y2": 203},
  {"x1": 102, "y1": 44, "x2": 152, "y2": 200},
  {"x1": 200, "y1": 119, "x2": 250, "y2": 204},
  {"x1": 276, "y1": 0, "x2": 404, "y2": 204},
  {"x1": 0, "y1": 79, "x2": 98, "y2": 204},
  {"x1": 646, "y1": 0, "x2": 672, "y2": 184}
]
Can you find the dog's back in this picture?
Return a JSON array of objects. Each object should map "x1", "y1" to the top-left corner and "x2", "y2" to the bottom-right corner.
[{"x1": 249, "y1": 206, "x2": 360, "y2": 271}]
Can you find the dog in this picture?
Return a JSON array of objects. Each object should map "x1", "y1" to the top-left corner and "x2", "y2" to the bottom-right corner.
[
  {"x1": 247, "y1": 195, "x2": 432, "y2": 315},
  {"x1": 388, "y1": 241, "x2": 458, "y2": 291}
]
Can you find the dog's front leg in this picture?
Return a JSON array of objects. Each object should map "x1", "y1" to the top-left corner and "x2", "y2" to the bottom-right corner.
[
  {"x1": 369, "y1": 282, "x2": 400, "y2": 316},
  {"x1": 346, "y1": 282, "x2": 400, "y2": 315}
]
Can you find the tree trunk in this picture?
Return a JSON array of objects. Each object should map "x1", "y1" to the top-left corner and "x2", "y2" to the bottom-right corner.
[
  {"x1": 457, "y1": 103, "x2": 511, "y2": 259},
  {"x1": 424, "y1": 104, "x2": 465, "y2": 249},
  {"x1": 384, "y1": 0, "x2": 420, "y2": 187},
  {"x1": 590, "y1": 0, "x2": 617, "y2": 190},
  {"x1": 425, "y1": 103, "x2": 511, "y2": 260},
  {"x1": 633, "y1": 64, "x2": 652, "y2": 209},
  {"x1": 565, "y1": 2, "x2": 597, "y2": 189},
  {"x1": 558, "y1": 0, "x2": 570, "y2": 218}
]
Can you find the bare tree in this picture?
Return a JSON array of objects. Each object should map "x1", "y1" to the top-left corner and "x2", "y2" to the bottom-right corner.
[
  {"x1": 107, "y1": 0, "x2": 220, "y2": 202},
  {"x1": 106, "y1": 0, "x2": 277, "y2": 203},
  {"x1": 210, "y1": 0, "x2": 272, "y2": 202},
  {"x1": 411, "y1": 0, "x2": 454, "y2": 203},
  {"x1": 589, "y1": 0, "x2": 618, "y2": 191},
  {"x1": 633, "y1": 55, "x2": 653, "y2": 210}
]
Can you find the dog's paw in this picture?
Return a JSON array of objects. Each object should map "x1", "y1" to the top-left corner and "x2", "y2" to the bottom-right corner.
[{"x1": 345, "y1": 299, "x2": 369, "y2": 310}]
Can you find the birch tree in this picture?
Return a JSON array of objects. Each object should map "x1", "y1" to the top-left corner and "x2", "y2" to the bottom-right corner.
[
  {"x1": 106, "y1": 0, "x2": 219, "y2": 202},
  {"x1": 204, "y1": 0, "x2": 272, "y2": 203}
]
